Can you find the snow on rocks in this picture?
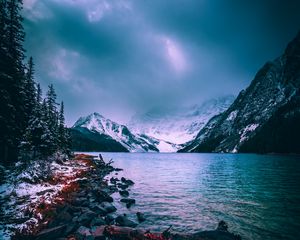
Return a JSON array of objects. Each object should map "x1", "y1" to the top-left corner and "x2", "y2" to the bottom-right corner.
[
  {"x1": 239, "y1": 123, "x2": 260, "y2": 143},
  {"x1": 0, "y1": 154, "x2": 97, "y2": 238}
]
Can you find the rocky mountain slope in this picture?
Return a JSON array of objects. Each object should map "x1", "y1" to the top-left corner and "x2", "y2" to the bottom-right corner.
[
  {"x1": 69, "y1": 127, "x2": 129, "y2": 152},
  {"x1": 128, "y1": 96, "x2": 234, "y2": 144},
  {"x1": 181, "y1": 31, "x2": 300, "y2": 153},
  {"x1": 71, "y1": 96, "x2": 233, "y2": 153},
  {"x1": 72, "y1": 113, "x2": 178, "y2": 152}
]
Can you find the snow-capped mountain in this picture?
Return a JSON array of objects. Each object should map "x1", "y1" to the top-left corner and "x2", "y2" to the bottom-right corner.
[
  {"x1": 72, "y1": 112, "x2": 178, "y2": 152},
  {"x1": 128, "y1": 96, "x2": 234, "y2": 144},
  {"x1": 181, "y1": 31, "x2": 300, "y2": 153}
]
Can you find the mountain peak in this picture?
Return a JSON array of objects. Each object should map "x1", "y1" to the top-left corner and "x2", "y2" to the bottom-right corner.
[
  {"x1": 128, "y1": 95, "x2": 234, "y2": 144},
  {"x1": 181, "y1": 31, "x2": 300, "y2": 153}
]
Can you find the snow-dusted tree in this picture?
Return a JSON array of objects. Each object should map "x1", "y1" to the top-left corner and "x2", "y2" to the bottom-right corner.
[
  {"x1": 23, "y1": 57, "x2": 36, "y2": 126},
  {"x1": 0, "y1": 0, "x2": 26, "y2": 165},
  {"x1": 36, "y1": 98, "x2": 57, "y2": 156},
  {"x1": 57, "y1": 102, "x2": 72, "y2": 155},
  {"x1": 46, "y1": 84, "x2": 58, "y2": 133}
]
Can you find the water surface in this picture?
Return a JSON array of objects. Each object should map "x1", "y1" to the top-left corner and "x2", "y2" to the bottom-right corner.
[{"x1": 87, "y1": 153, "x2": 300, "y2": 240}]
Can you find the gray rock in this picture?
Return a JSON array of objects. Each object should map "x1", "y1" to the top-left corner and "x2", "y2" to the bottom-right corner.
[
  {"x1": 115, "y1": 214, "x2": 138, "y2": 228},
  {"x1": 100, "y1": 202, "x2": 117, "y2": 213},
  {"x1": 105, "y1": 214, "x2": 115, "y2": 224},
  {"x1": 119, "y1": 190, "x2": 129, "y2": 197},
  {"x1": 136, "y1": 212, "x2": 146, "y2": 223},
  {"x1": 91, "y1": 226, "x2": 106, "y2": 240},
  {"x1": 90, "y1": 217, "x2": 106, "y2": 227},
  {"x1": 35, "y1": 225, "x2": 66, "y2": 240},
  {"x1": 75, "y1": 226, "x2": 92, "y2": 240},
  {"x1": 77, "y1": 210, "x2": 97, "y2": 226}
]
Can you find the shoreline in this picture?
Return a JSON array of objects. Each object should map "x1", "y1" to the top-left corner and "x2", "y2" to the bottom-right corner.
[{"x1": 1, "y1": 154, "x2": 241, "y2": 240}]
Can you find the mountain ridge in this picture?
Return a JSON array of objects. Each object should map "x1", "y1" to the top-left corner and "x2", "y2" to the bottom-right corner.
[
  {"x1": 180, "y1": 31, "x2": 300, "y2": 153},
  {"x1": 70, "y1": 96, "x2": 234, "y2": 152}
]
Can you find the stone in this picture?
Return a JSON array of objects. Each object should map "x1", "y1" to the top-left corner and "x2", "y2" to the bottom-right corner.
[
  {"x1": 100, "y1": 202, "x2": 117, "y2": 213},
  {"x1": 89, "y1": 203, "x2": 108, "y2": 216},
  {"x1": 217, "y1": 220, "x2": 229, "y2": 232},
  {"x1": 75, "y1": 226, "x2": 92, "y2": 240},
  {"x1": 93, "y1": 190, "x2": 113, "y2": 203},
  {"x1": 64, "y1": 223, "x2": 78, "y2": 236},
  {"x1": 120, "y1": 198, "x2": 135, "y2": 204},
  {"x1": 77, "y1": 210, "x2": 97, "y2": 227},
  {"x1": 119, "y1": 190, "x2": 129, "y2": 197},
  {"x1": 91, "y1": 226, "x2": 106, "y2": 240},
  {"x1": 136, "y1": 212, "x2": 146, "y2": 223},
  {"x1": 90, "y1": 217, "x2": 106, "y2": 227},
  {"x1": 121, "y1": 177, "x2": 134, "y2": 186},
  {"x1": 105, "y1": 214, "x2": 115, "y2": 224},
  {"x1": 115, "y1": 214, "x2": 138, "y2": 228},
  {"x1": 117, "y1": 183, "x2": 129, "y2": 190},
  {"x1": 35, "y1": 225, "x2": 66, "y2": 240}
]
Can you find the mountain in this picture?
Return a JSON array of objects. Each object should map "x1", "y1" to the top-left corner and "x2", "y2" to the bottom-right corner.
[
  {"x1": 69, "y1": 127, "x2": 129, "y2": 152},
  {"x1": 181, "y1": 31, "x2": 300, "y2": 154},
  {"x1": 72, "y1": 112, "x2": 178, "y2": 152},
  {"x1": 128, "y1": 96, "x2": 234, "y2": 144}
]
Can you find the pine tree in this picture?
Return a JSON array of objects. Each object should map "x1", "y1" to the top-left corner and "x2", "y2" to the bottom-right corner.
[
  {"x1": 0, "y1": 1, "x2": 72, "y2": 164},
  {"x1": 39, "y1": 98, "x2": 56, "y2": 156},
  {"x1": 58, "y1": 102, "x2": 66, "y2": 153},
  {"x1": 46, "y1": 84, "x2": 59, "y2": 151},
  {"x1": 0, "y1": 0, "x2": 26, "y2": 165},
  {"x1": 23, "y1": 56, "x2": 36, "y2": 125},
  {"x1": 36, "y1": 83, "x2": 42, "y2": 105}
]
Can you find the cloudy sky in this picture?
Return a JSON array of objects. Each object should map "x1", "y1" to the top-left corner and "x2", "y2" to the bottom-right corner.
[{"x1": 22, "y1": 0, "x2": 300, "y2": 126}]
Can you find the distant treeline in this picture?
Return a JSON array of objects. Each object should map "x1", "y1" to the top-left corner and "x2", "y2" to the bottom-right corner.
[{"x1": 0, "y1": 0, "x2": 71, "y2": 165}]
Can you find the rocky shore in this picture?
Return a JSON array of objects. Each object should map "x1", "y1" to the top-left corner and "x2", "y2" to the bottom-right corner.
[{"x1": 1, "y1": 154, "x2": 242, "y2": 240}]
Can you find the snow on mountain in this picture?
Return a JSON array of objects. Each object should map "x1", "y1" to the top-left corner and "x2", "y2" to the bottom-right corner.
[
  {"x1": 181, "y1": 31, "x2": 300, "y2": 153},
  {"x1": 128, "y1": 96, "x2": 234, "y2": 144},
  {"x1": 72, "y1": 112, "x2": 177, "y2": 152}
]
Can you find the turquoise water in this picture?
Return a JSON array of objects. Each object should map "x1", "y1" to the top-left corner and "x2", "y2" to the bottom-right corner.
[{"x1": 90, "y1": 153, "x2": 300, "y2": 240}]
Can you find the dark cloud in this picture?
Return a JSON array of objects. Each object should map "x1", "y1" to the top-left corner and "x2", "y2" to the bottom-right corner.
[{"x1": 22, "y1": 0, "x2": 300, "y2": 126}]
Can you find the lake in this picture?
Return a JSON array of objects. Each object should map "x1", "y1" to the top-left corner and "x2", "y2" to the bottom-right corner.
[{"x1": 83, "y1": 152, "x2": 300, "y2": 240}]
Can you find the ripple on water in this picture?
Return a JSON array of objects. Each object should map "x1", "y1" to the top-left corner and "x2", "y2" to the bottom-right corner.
[{"x1": 96, "y1": 152, "x2": 300, "y2": 240}]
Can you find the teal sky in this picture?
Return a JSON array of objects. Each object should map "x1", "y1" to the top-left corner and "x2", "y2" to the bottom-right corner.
[{"x1": 23, "y1": 0, "x2": 300, "y2": 126}]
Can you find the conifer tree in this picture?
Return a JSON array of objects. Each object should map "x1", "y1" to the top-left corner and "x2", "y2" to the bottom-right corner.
[
  {"x1": 23, "y1": 56, "x2": 36, "y2": 124},
  {"x1": 58, "y1": 102, "x2": 67, "y2": 153},
  {"x1": 0, "y1": 0, "x2": 26, "y2": 164}
]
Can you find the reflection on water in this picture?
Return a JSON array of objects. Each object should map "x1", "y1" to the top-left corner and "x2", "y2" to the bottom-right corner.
[{"x1": 89, "y1": 152, "x2": 300, "y2": 240}]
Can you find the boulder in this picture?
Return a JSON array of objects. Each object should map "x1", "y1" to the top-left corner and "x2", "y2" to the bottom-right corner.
[
  {"x1": 136, "y1": 212, "x2": 146, "y2": 223},
  {"x1": 48, "y1": 210, "x2": 72, "y2": 228},
  {"x1": 117, "y1": 183, "x2": 129, "y2": 190},
  {"x1": 93, "y1": 190, "x2": 113, "y2": 203},
  {"x1": 91, "y1": 225, "x2": 106, "y2": 240},
  {"x1": 121, "y1": 177, "x2": 134, "y2": 186},
  {"x1": 75, "y1": 226, "x2": 92, "y2": 240},
  {"x1": 77, "y1": 210, "x2": 97, "y2": 226},
  {"x1": 35, "y1": 225, "x2": 66, "y2": 240},
  {"x1": 115, "y1": 214, "x2": 138, "y2": 228},
  {"x1": 89, "y1": 203, "x2": 108, "y2": 216},
  {"x1": 110, "y1": 177, "x2": 119, "y2": 184},
  {"x1": 217, "y1": 220, "x2": 229, "y2": 232},
  {"x1": 119, "y1": 190, "x2": 129, "y2": 197},
  {"x1": 100, "y1": 202, "x2": 117, "y2": 213},
  {"x1": 105, "y1": 214, "x2": 115, "y2": 224},
  {"x1": 64, "y1": 223, "x2": 78, "y2": 236},
  {"x1": 120, "y1": 198, "x2": 135, "y2": 208},
  {"x1": 90, "y1": 217, "x2": 106, "y2": 227}
]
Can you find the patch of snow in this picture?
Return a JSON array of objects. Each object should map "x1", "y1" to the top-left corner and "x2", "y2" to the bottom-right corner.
[
  {"x1": 239, "y1": 123, "x2": 260, "y2": 143},
  {"x1": 128, "y1": 96, "x2": 234, "y2": 144},
  {"x1": 156, "y1": 141, "x2": 178, "y2": 153},
  {"x1": 227, "y1": 110, "x2": 238, "y2": 121}
]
